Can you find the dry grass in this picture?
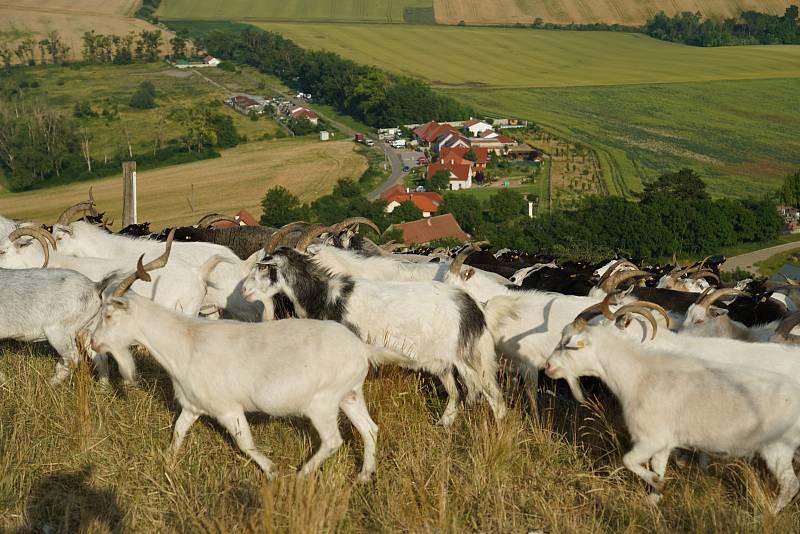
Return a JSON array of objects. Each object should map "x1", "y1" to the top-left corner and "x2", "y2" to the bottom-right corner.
[
  {"x1": 434, "y1": 0, "x2": 796, "y2": 26},
  {"x1": 0, "y1": 139, "x2": 367, "y2": 228},
  {"x1": 0, "y1": 0, "x2": 170, "y2": 57},
  {"x1": 2, "y1": 344, "x2": 799, "y2": 532}
]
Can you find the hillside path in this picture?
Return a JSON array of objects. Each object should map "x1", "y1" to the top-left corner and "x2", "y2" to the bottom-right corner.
[{"x1": 722, "y1": 239, "x2": 800, "y2": 274}]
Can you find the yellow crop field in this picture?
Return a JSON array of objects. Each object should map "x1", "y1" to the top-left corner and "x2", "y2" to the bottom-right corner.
[
  {"x1": 434, "y1": 0, "x2": 796, "y2": 26},
  {"x1": 0, "y1": 139, "x2": 367, "y2": 228}
]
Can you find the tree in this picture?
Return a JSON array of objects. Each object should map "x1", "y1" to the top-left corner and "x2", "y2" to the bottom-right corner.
[
  {"x1": 388, "y1": 201, "x2": 422, "y2": 224},
  {"x1": 208, "y1": 113, "x2": 240, "y2": 148},
  {"x1": 464, "y1": 149, "x2": 477, "y2": 162},
  {"x1": 486, "y1": 189, "x2": 526, "y2": 223},
  {"x1": 439, "y1": 193, "x2": 483, "y2": 235},
  {"x1": 73, "y1": 101, "x2": 97, "y2": 118},
  {"x1": 173, "y1": 107, "x2": 217, "y2": 152},
  {"x1": 428, "y1": 169, "x2": 451, "y2": 193},
  {"x1": 779, "y1": 170, "x2": 800, "y2": 207},
  {"x1": 0, "y1": 42, "x2": 14, "y2": 70},
  {"x1": 129, "y1": 81, "x2": 157, "y2": 109},
  {"x1": 260, "y1": 186, "x2": 308, "y2": 227},
  {"x1": 169, "y1": 30, "x2": 189, "y2": 60},
  {"x1": 640, "y1": 168, "x2": 709, "y2": 204}
]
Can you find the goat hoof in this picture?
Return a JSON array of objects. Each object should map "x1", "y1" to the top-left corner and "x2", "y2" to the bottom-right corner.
[
  {"x1": 436, "y1": 414, "x2": 456, "y2": 427},
  {"x1": 652, "y1": 476, "x2": 666, "y2": 493},
  {"x1": 647, "y1": 492, "x2": 663, "y2": 506},
  {"x1": 357, "y1": 470, "x2": 375, "y2": 483}
]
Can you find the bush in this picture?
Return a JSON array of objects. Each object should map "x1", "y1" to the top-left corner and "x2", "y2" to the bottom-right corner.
[{"x1": 129, "y1": 81, "x2": 157, "y2": 109}]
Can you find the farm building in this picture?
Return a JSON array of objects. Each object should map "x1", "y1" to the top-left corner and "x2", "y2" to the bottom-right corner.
[
  {"x1": 463, "y1": 119, "x2": 493, "y2": 136},
  {"x1": 391, "y1": 213, "x2": 470, "y2": 245},
  {"x1": 507, "y1": 143, "x2": 539, "y2": 160},
  {"x1": 226, "y1": 95, "x2": 268, "y2": 115},
  {"x1": 381, "y1": 185, "x2": 442, "y2": 218},
  {"x1": 426, "y1": 154, "x2": 474, "y2": 190},
  {"x1": 290, "y1": 107, "x2": 319, "y2": 125},
  {"x1": 203, "y1": 56, "x2": 221, "y2": 67},
  {"x1": 413, "y1": 121, "x2": 459, "y2": 145},
  {"x1": 440, "y1": 146, "x2": 489, "y2": 171}
]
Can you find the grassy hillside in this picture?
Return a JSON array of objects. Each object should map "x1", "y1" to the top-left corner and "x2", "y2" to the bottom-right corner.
[
  {"x1": 3, "y1": 346, "x2": 799, "y2": 531},
  {"x1": 0, "y1": 0, "x2": 169, "y2": 59},
  {"x1": 256, "y1": 23, "x2": 800, "y2": 196},
  {"x1": 0, "y1": 139, "x2": 367, "y2": 228},
  {"x1": 434, "y1": 0, "x2": 796, "y2": 26},
  {"x1": 255, "y1": 24, "x2": 800, "y2": 88},
  {"x1": 156, "y1": 0, "x2": 432, "y2": 23}
]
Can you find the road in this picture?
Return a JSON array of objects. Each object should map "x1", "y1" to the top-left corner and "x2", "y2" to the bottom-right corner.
[{"x1": 722, "y1": 239, "x2": 800, "y2": 274}]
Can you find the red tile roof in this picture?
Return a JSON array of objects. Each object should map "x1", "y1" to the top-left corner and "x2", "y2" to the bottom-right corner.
[
  {"x1": 385, "y1": 191, "x2": 443, "y2": 213},
  {"x1": 392, "y1": 213, "x2": 469, "y2": 245},
  {"x1": 415, "y1": 122, "x2": 459, "y2": 143},
  {"x1": 472, "y1": 147, "x2": 489, "y2": 165},
  {"x1": 425, "y1": 162, "x2": 471, "y2": 182},
  {"x1": 291, "y1": 107, "x2": 318, "y2": 120},
  {"x1": 212, "y1": 209, "x2": 259, "y2": 228},
  {"x1": 380, "y1": 184, "x2": 408, "y2": 201},
  {"x1": 479, "y1": 129, "x2": 498, "y2": 138},
  {"x1": 463, "y1": 119, "x2": 482, "y2": 127},
  {"x1": 495, "y1": 134, "x2": 517, "y2": 144}
]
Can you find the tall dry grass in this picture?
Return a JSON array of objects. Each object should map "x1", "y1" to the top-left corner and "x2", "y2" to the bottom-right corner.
[{"x1": 1, "y1": 342, "x2": 798, "y2": 532}]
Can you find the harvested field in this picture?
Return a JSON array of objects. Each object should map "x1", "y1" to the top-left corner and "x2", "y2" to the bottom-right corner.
[
  {"x1": 0, "y1": 0, "x2": 170, "y2": 57},
  {"x1": 0, "y1": 139, "x2": 367, "y2": 228},
  {"x1": 434, "y1": 0, "x2": 796, "y2": 26}
]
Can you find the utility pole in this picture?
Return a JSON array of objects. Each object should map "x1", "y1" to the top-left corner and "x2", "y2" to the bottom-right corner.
[{"x1": 122, "y1": 161, "x2": 137, "y2": 226}]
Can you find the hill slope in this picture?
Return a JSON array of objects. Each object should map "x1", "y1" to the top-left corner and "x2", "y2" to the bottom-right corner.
[{"x1": 434, "y1": 0, "x2": 796, "y2": 26}]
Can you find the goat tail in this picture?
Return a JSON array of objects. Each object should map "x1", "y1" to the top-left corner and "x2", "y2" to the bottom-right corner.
[
  {"x1": 483, "y1": 295, "x2": 520, "y2": 337},
  {"x1": 199, "y1": 255, "x2": 237, "y2": 286},
  {"x1": 366, "y1": 346, "x2": 409, "y2": 367}
]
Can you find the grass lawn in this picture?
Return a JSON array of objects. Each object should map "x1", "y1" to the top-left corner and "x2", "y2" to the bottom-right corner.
[
  {"x1": 452, "y1": 182, "x2": 540, "y2": 202},
  {"x1": 0, "y1": 139, "x2": 366, "y2": 228},
  {"x1": 754, "y1": 248, "x2": 800, "y2": 277},
  {"x1": 157, "y1": 0, "x2": 432, "y2": 22}
]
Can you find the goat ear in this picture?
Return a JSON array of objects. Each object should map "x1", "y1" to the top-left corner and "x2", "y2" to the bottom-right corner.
[
  {"x1": 565, "y1": 333, "x2": 588, "y2": 350},
  {"x1": 109, "y1": 297, "x2": 129, "y2": 310},
  {"x1": 461, "y1": 268, "x2": 476, "y2": 281}
]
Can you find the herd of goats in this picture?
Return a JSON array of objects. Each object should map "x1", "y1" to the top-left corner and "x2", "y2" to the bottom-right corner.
[{"x1": 4, "y1": 191, "x2": 800, "y2": 513}]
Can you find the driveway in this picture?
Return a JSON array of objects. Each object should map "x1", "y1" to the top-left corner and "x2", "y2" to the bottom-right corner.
[
  {"x1": 722, "y1": 239, "x2": 800, "y2": 274},
  {"x1": 367, "y1": 147, "x2": 425, "y2": 201}
]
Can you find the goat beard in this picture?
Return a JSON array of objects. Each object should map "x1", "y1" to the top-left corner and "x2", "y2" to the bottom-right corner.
[{"x1": 565, "y1": 376, "x2": 587, "y2": 404}]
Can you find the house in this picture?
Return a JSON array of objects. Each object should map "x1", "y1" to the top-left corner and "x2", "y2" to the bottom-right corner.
[
  {"x1": 227, "y1": 95, "x2": 266, "y2": 115},
  {"x1": 391, "y1": 213, "x2": 470, "y2": 245},
  {"x1": 440, "y1": 146, "x2": 489, "y2": 172},
  {"x1": 463, "y1": 119, "x2": 493, "y2": 137},
  {"x1": 210, "y1": 209, "x2": 259, "y2": 229},
  {"x1": 381, "y1": 185, "x2": 442, "y2": 218},
  {"x1": 432, "y1": 131, "x2": 470, "y2": 153},
  {"x1": 203, "y1": 55, "x2": 221, "y2": 67},
  {"x1": 290, "y1": 106, "x2": 318, "y2": 125},
  {"x1": 413, "y1": 121, "x2": 459, "y2": 145},
  {"x1": 468, "y1": 136, "x2": 505, "y2": 155},
  {"x1": 507, "y1": 143, "x2": 539, "y2": 160},
  {"x1": 426, "y1": 157, "x2": 473, "y2": 190}
]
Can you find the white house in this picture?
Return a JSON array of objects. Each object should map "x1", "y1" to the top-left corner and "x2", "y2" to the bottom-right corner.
[
  {"x1": 463, "y1": 119, "x2": 493, "y2": 137},
  {"x1": 203, "y1": 56, "x2": 221, "y2": 67}
]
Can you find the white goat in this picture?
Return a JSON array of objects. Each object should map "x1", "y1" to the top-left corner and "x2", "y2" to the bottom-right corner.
[
  {"x1": 91, "y1": 286, "x2": 387, "y2": 480},
  {"x1": 544, "y1": 303, "x2": 800, "y2": 513},
  {"x1": 241, "y1": 247, "x2": 516, "y2": 426}
]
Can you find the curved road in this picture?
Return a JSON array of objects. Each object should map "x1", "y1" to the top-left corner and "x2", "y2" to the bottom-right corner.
[{"x1": 722, "y1": 239, "x2": 800, "y2": 274}]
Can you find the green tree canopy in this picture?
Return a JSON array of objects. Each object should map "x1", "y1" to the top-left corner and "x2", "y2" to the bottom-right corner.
[
  {"x1": 129, "y1": 82, "x2": 157, "y2": 109},
  {"x1": 259, "y1": 186, "x2": 308, "y2": 227},
  {"x1": 439, "y1": 193, "x2": 483, "y2": 235},
  {"x1": 486, "y1": 189, "x2": 527, "y2": 223},
  {"x1": 640, "y1": 168, "x2": 709, "y2": 204},
  {"x1": 428, "y1": 169, "x2": 451, "y2": 193},
  {"x1": 388, "y1": 201, "x2": 422, "y2": 224},
  {"x1": 779, "y1": 170, "x2": 800, "y2": 207}
]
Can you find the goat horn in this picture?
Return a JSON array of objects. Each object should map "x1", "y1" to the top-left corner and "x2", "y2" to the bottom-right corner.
[
  {"x1": 697, "y1": 288, "x2": 749, "y2": 310},
  {"x1": 88, "y1": 186, "x2": 95, "y2": 205},
  {"x1": 330, "y1": 217, "x2": 380, "y2": 235},
  {"x1": 613, "y1": 305, "x2": 658, "y2": 339},
  {"x1": 8, "y1": 227, "x2": 54, "y2": 268},
  {"x1": 690, "y1": 270, "x2": 720, "y2": 285},
  {"x1": 671, "y1": 253, "x2": 677, "y2": 266},
  {"x1": 382, "y1": 242, "x2": 408, "y2": 253},
  {"x1": 601, "y1": 269, "x2": 651, "y2": 293},
  {"x1": 56, "y1": 201, "x2": 98, "y2": 226},
  {"x1": 112, "y1": 229, "x2": 175, "y2": 297},
  {"x1": 448, "y1": 241, "x2": 489, "y2": 274},
  {"x1": 627, "y1": 300, "x2": 672, "y2": 330},
  {"x1": 197, "y1": 213, "x2": 238, "y2": 228},
  {"x1": 263, "y1": 221, "x2": 309, "y2": 253},
  {"x1": 775, "y1": 311, "x2": 800, "y2": 339},
  {"x1": 295, "y1": 224, "x2": 331, "y2": 252},
  {"x1": 596, "y1": 259, "x2": 639, "y2": 287}
]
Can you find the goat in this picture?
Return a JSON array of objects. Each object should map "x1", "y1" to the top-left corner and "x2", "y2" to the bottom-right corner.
[
  {"x1": 1, "y1": 237, "x2": 114, "y2": 384},
  {"x1": 241, "y1": 247, "x2": 516, "y2": 426},
  {"x1": 91, "y1": 251, "x2": 389, "y2": 481},
  {"x1": 544, "y1": 302, "x2": 800, "y2": 513}
]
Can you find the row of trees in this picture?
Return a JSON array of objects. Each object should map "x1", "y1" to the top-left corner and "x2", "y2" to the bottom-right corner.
[
  {"x1": 645, "y1": 6, "x2": 800, "y2": 46},
  {"x1": 81, "y1": 30, "x2": 165, "y2": 64},
  {"x1": 193, "y1": 26, "x2": 473, "y2": 128},
  {"x1": 259, "y1": 169, "x2": 785, "y2": 260},
  {"x1": 0, "y1": 31, "x2": 71, "y2": 69}
]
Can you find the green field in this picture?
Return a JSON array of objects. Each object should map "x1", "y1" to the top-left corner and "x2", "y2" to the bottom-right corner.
[
  {"x1": 253, "y1": 23, "x2": 800, "y2": 197},
  {"x1": 157, "y1": 0, "x2": 432, "y2": 22}
]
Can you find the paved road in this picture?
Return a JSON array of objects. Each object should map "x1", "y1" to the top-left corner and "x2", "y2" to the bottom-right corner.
[{"x1": 722, "y1": 239, "x2": 800, "y2": 274}]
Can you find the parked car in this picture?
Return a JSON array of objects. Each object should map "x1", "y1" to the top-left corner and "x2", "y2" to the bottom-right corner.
[
  {"x1": 365, "y1": 139, "x2": 375, "y2": 147},
  {"x1": 417, "y1": 156, "x2": 429, "y2": 165},
  {"x1": 402, "y1": 165, "x2": 410, "y2": 172}
]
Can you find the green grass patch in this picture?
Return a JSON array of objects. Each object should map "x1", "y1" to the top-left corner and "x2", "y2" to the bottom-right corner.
[
  {"x1": 310, "y1": 103, "x2": 374, "y2": 135},
  {"x1": 452, "y1": 183, "x2": 540, "y2": 202},
  {"x1": 158, "y1": 0, "x2": 432, "y2": 23},
  {"x1": 754, "y1": 248, "x2": 800, "y2": 277},
  {"x1": 717, "y1": 233, "x2": 800, "y2": 260}
]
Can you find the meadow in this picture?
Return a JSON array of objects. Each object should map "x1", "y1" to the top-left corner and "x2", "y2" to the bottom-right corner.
[
  {"x1": 0, "y1": 0, "x2": 168, "y2": 56},
  {"x1": 2, "y1": 342, "x2": 799, "y2": 532},
  {"x1": 433, "y1": 0, "x2": 796, "y2": 26},
  {"x1": 0, "y1": 139, "x2": 367, "y2": 228},
  {"x1": 254, "y1": 24, "x2": 800, "y2": 197},
  {"x1": 156, "y1": 0, "x2": 432, "y2": 23}
]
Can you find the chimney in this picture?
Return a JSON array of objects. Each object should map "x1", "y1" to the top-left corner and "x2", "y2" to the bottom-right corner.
[{"x1": 406, "y1": 187, "x2": 410, "y2": 193}]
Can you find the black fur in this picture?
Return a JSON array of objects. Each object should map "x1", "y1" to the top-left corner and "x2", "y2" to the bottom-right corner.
[{"x1": 455, "y1": 291, "x2": 486, "y2": 355}]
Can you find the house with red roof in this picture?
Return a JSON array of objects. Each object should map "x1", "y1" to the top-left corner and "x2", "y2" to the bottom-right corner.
[
  {"x1": 290, "y1": 106, "x2": 318, "y2": 125},
  {"x1": 392, "y1": 213, "x2": 469, "y2": 245},
  {"x1": 380, "y1": 185, "x2": 442, "y2": 218},
  {"x1": 440, "y1": 146, "x2": 489, "y2": 172}
]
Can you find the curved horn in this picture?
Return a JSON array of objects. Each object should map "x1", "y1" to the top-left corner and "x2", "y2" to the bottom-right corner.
[
  {"x1": 196, "y1": 213, "x2": 238, "y2": 228},
  {"x1": 448, "y1": 241, "x2": 489, "y2": 274},
  {"x1": 626, "y1": 300, "x2": 672, "y2": 330},
  {"x1": 690, "y1": 270, "x2": 720, "y2": 285},
  {"x1": 88, "y1": 186, "x2": 95, "y2": 206},
  {"x1": 613, "y1": 305, "x2": 658, "y2": 339},
  {"x1": 263, "y1": 221, "x2": 309, "y2": 253},
  {"x1": 112, "y1": 229, "x2": 176, "y2": 297},
  {"x1": 775, "y1": 311, "x2": 800, "y2": 339},
  {"x1": 601, "y1": 269, "x2": 651, "y2": 293},
  {"x1": 697, "y1": 288, "x2": 749, "y2": 310},
  {"x1": 596, "y1": 259, "x2": 639, "y2": 287},
  {"x1": 56, "y1": 201, "x2": 98, "y2": 226},
  {"x1": 295, "y1": 224, "x2": 331, "y2": 252},
  {"x1": 8, "y1": 227, "x2": 54, "y2": 267},
  {"x1": 330, "y1": 217, "x2": 380, "y2": 235}
]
